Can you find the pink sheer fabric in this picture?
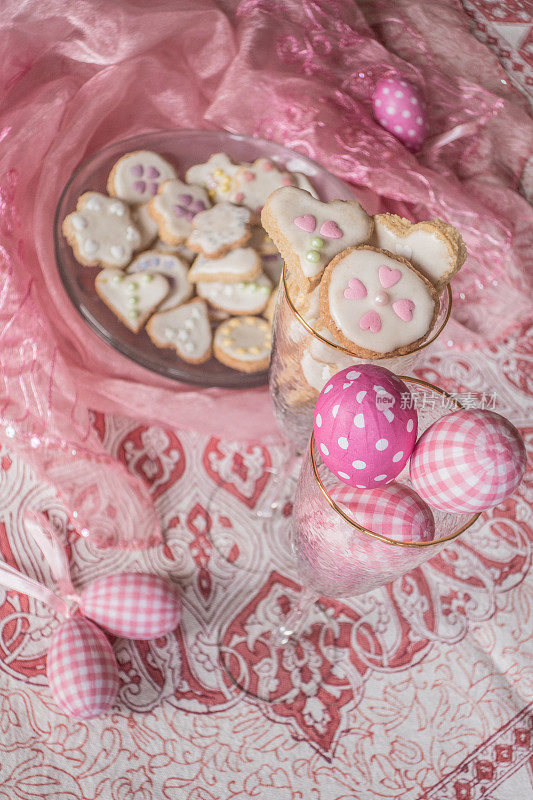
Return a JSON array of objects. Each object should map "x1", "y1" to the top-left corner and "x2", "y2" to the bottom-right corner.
[{"x1": 0, "y1": 0, "x2": 531, "y2": 547}]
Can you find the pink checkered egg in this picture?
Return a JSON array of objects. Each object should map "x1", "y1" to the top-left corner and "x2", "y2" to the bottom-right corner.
[
  {"x1": 331, "y1": 483, "x2": 435, "y2": 543},
  {"x1": 410, "y1": 409, "x2": 526, "y2": 513},
  {"x1": 80, "y1": 573, "x2": 181, "y2": 640},
  {"x1": 313, "y1": 365, "x2": 418, "y2": 488},
  {"x1": 372, "y1": 77, "x2": 427, "y2": 151},
  {"x1": 47, "y1": 617, "x2": 119, "y2": 719}
]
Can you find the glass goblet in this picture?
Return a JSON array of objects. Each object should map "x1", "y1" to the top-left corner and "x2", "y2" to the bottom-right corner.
[{"x1": 219, "y1": 378, "x2": 480, "y2": 703}]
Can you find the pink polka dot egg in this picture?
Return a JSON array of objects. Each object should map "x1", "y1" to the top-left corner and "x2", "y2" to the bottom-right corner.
[
  {"x1": 313, "y1": 365, "x2": 418, "y2": 488},
  {"x1": 372, "y1": 76, "x2": 427, "y2": 151}
]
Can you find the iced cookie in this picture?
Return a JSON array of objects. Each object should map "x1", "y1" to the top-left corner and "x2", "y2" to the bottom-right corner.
[
  {"x1": 187, "y1": 202, "x2": 252, "y2": 258},
  {"x1": 261, "y1": 187, "x2": 373, "y2": 287},
  {"x1": 130, "y1": 203, "x2": 159, "y2": 250},
  {"x1": 197, "y1": 273, "x2": 272, "y2": 315},
  {"x1": 62, "y1": 193, "x2": 141, "y2": 268},
  {"x1": 149, "y1": 179, "x2": 210, "y2": 246},
  {"x1": 293, "y1": 173, "x2": 319, "y2": 199},
  {"x1": 230, "y1": 158, "x2": 294, "y2": 217},
  {"x1": 154, "y1": 239, "x2": 197, "y2": 263},
  {"x1": 127, "y1": 250, "x2": 192, "y2": 311},
  {"x1": 185, "y1": 153, "x2": 240, "y2": 203},
  {"x1": 188, "y1": 248, "x2": 261, "y2": 284},
  {"x1": 214, "y1": 316, "x2": 271, "y2": 373},
  {"x1": 95, "y1": 269, "x2": 169, "y2": 333},
  {"x1": 107, "y1": 151, "x2": 177, "y2": 205},
  {"x1": 319, "y1": 246, "x2": 438, "y2": 358},
  {"x1": 373, "y1": 213, "x2": 467, "y2": 293},
  {"x1": 146, "y1": 299, "x2": 212, "y2": 364}
]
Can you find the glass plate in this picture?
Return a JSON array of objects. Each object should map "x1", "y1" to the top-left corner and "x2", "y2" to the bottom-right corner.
[{"x1": 54, "y1": 129, "x2": 357, "y2": 389}]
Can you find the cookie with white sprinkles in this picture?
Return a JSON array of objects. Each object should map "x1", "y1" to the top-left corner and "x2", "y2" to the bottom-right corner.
[
  {"x1": 62, "y1": 192, "x2": 141, "y2": 268},
  {"x1": 146, "y1": 299, "x2": 212, "y2": 364},
  {"x1": 214, "y1": 316, "x2": 271, "y2": 373}
]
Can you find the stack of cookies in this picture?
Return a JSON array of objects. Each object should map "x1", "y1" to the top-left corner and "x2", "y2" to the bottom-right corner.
[
  {"x1": 62, "y1": 149, "x2": 305, "y2": 373},
  {"x1": 261, "y1": 186, "x2": 467, "y2": 400}
]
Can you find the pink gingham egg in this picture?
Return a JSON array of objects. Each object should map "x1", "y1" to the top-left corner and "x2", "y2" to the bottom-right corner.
[
  {"x1": 313, "y1": 365, "x2": 418, "y2": 488},
  {"x1": 372, "y1": 77, "x2": 427, "y2": 151},
  {"x1": 331, "y1": 482, "x2": 435, "y2": 542},
  {"x1": 80, "y1": 573, "x2": 181, "y2": 640},
  {"x1": 410, "y1": 409, "x2": 526, "y2": 513},
  {"x1": 47, "y1": 617, "x2": 119, "y2": 719}
]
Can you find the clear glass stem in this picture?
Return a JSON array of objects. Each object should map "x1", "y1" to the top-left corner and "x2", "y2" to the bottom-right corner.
[
  {"x1": 256, "y1": 446, "x2": 300, "y2": 519},
  {"x1": 273, "y1": 586, "x2": 319, "y2": 646}
]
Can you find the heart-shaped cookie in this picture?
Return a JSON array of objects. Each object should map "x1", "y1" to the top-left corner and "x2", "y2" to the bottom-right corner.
[
  {"x1": 319, "y1": 246, "x2": 438, "y2": 358},
  {"x1": 127, "y1": 250, "x2": 192, "y2": 311},
  {"x1": 373, "y1": 213, "x2": 467, "y2": 292},
  {"x1": 146, "y1": 298, "x2": 212, "y2": 364},
  {"x1": 95, "y1": 269, "x2": 169, "y2": 333},
  {"x1": 261, "y1": 186, "x2": 373, "y2": 287}
]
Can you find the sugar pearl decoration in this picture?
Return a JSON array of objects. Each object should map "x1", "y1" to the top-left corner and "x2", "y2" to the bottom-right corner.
[
  {"x1": 313, "y1": 365, "x2": 418, "y2": 488},
  {"x1": 372, "y1": 77, "x2": 427, "y2": 151},
  {"x1": 410, "y1": 409, "x2": 526, "y2": 513}
]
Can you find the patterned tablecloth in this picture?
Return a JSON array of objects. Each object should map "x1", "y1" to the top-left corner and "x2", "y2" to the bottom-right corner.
[{"x1": 1, "y1": 4, "x2": 532, "y2": 800}]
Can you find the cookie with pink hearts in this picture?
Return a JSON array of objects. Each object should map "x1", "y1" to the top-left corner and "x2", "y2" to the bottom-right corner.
[
  {"x1": 261, "y1": 187, "x2": 373, "y2": 289},
  {"x1": 373, "y1": 213, "x2": 467, "y2": 293},
  {"x1": 230, "y1": 158, "x2": 295, "y2": 219},
  {"x1": 319, "y1": 246, "x2": 438, "y2": 357},
  {"x1": 107, "y1": 151, "x2": 178, "y2": 205},
  {"x1": 149, "y1": 179, "x2": 211, "y2": 246}
]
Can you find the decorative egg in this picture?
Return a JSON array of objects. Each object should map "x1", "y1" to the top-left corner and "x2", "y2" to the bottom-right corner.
[
  {"x1": 47, "y1": 617, "x2": 119, "y2": 719},
  {"x1": 331, "y1": 482, "x2": 435, "y2": 542},
  {"x1": 372, "y1": 77, "x2": 427, "y2": 151},
  {"x1": 313, "y1": 365, "x2": 418, "y2": 488},
  {"x1": 410, "y1": 409, "x2": 526, "y2": 513},
  {"x1": 80, "y1": 573, "x2": 181, "y2": 640}
]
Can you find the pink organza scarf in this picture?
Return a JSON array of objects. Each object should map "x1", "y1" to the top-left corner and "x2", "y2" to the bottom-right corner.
[{"x1": 0, "y1": 0, "x2": 531, "y2": 548}]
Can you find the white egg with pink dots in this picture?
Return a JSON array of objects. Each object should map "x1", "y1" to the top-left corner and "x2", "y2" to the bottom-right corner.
[
  {"x1": 372, "y1": 77, "x2": 427, "y2": 152},
  {"x1": 313, "y1": 365, "x2": 418, "y2": 488}
]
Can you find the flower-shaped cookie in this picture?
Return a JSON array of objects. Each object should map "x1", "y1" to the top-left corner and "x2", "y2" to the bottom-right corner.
[
  {"x1": 185, "y1": 153, "x2": 240, "y2": 202},
  {"x1": 62, "y1": 192, "x2": 141, "y2": 268},
  {"x1": 319, "y1": 246, "x2": 438, "y2": 357},
  {"x1": 149, "y1": 179, "x2": 211, "y2": 245},
  {"x1": 187, "y1": 202, "x2": 252, "y2": 258},
  {"x1": 230, "y1": 158, "x2": 295, "y2": 217}
]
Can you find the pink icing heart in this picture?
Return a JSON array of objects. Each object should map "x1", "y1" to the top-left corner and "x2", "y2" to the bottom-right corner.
[
  {"x1": 133, "y1": 180, "x2": 146, "y2": 193},
  {"x1": 343, "y1": 278, "x2": 367, "y2": 300},
  {"x1": 392, "y1": 299, "x2": 415, "y2": 321},
  {"x1": 130, "y1": 164, "x2": 144, "y2": 177},
  {"x1": 359, "y1": 310, "x2": 382, "y2": 333},
  {"x1": 233, "y1": 192, "x2": 245, "y2": 203},
  {"x1": 178, "y1": 194, "x2": 193, "y2": 205},
  {"x1": 294, "y1": 214, "x2": 316, "y2": 232},
  {"x1": 147, "y1": 166, "x2": 160, "y2": 179},
  {"x1": 379, "y1": 264, "x2": 402, "y2": 288},
  {"x1": 319, "y1": 220, "x2": 343, "y2": 239},
  {"x1": 243, "y1": 170, "x2": 255, "y2": 181},
  {"x1": 262, "y1": 161, "x2": 274, "y2": 171}
]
